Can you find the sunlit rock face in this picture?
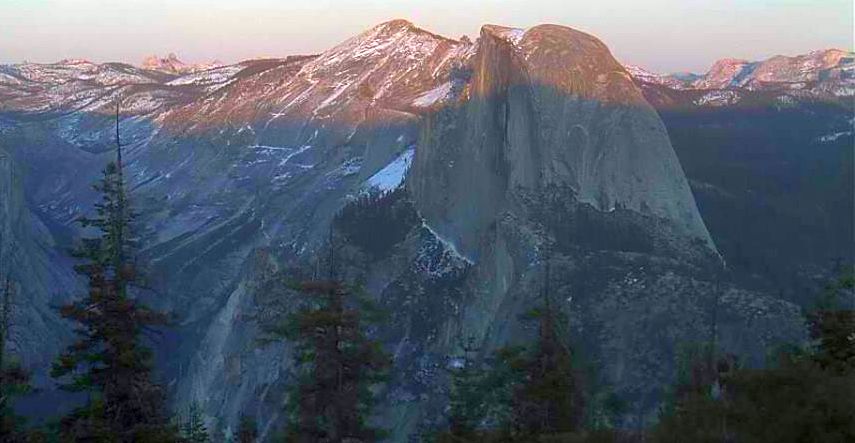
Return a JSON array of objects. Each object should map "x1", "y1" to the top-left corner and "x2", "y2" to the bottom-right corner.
[
  {"x1": 0, "y1": 20, "x2": 822, "y2": 440},
  {"x1": 411, "y1": 24, "x2": 714, "y2": 260}
]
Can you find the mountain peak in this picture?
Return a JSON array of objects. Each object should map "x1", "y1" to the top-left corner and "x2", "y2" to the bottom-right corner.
[
  {"x1": 377, "y1": 18, "x2": 416, "y2": 30},
  {"x1": 57, "y1": 58, "x2": 95, "y2": 66},
  {"x1": 480, "y1": 24, "x2": 526, "y2": 45},
  {"x1": 141, "y1": 53, "x2": 187, "y2": 72},
  {"x1": 366, "y1": 18, "x2": 456, "y2": 43}
]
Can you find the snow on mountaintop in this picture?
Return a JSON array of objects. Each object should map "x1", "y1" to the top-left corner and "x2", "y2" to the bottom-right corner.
[
  {"x1": 692, "y1": 58, "x2": 753, "y2": 90},
  {"x1": 141, "y1": 53, "x2": 221, "y2": 75},
  {"x1": 1, "y1": 21, "x2": 850, "y2": 120},
  {"x1": 166, "y1": 64, "x2": 244, "y2": 92},
  {"x1": 624, "y1": 64, "x2": 692, "y2": 89},
  {"x1": 297, "y1": 18, "x2": 466, "y2": 114},
  {"x1": 295, "y1": 18, "x2": 461, "y2": 113},
  {"x1": 160, "y1": 19, "x2": 468, "y2": 133},
  {"x1": 748, "y1": 49, "x2": 850, "y2": 85},
  {"x1": 690, "y1": 49, "x2": 853, "y2": 92},
  {"x1": 0, "y1": 59, "x2": 204, "y2": 115},
  {"x1": 301, "y1": 19, "x2": 455, "y2": 76},
  {"x1": 412, "y1": 81, "x2": 453, "y2": 108},
  {"x1": 627, "y1": 48, "x2": 854, "y2": 106},
  {"x1": 481, "y1": 25, "x2": 526, "y2": 45}
]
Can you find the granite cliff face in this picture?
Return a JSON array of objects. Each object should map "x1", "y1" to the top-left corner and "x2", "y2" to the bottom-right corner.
[
  {"x1": 411, "y1": 24, "x2": 713, "y2": 260},
  {"x1": 0, "y1": 143, "x2": 81, "y2": 416},
  {"x1": 0, "y1": 20, "x2": 819, "y2": 440}
]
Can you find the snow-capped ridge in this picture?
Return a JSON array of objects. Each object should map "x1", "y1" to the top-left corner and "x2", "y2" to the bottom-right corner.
[{"x1": 140, "y1": 53, "x2": 222, "y2": 74}]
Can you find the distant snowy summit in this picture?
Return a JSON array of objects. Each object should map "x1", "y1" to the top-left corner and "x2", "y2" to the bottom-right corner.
[
  {"x1": 140, "y1": 53, "x2": 222, "y2": 74},
  {"x1": 625, "y1": 48, "x2": 854, "y2": 106}
]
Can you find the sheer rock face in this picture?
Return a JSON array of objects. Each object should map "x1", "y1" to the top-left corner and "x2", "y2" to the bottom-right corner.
[
  {"x1": 410, "y1": 24, "x2": 714, "y2": 261},
  {"x1": 0, "y1": 146, "x2": 80, "y2": 415}
]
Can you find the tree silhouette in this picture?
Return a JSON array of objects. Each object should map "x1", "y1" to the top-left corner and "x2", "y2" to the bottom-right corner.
[
  {"x1": 270, "y1": 231, "x2": 389, "y2": 443},
  {"x1": 51, "y1": 101, "x2": 174, "y2": 442}
]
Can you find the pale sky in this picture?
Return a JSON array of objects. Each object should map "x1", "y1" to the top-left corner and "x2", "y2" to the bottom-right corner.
[{"x1": 1, "y1": 0, "x2": 852, "y2": 73}]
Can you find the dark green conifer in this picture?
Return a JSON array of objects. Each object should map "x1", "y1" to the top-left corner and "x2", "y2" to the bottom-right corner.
[
  {"x1": 180, "y1": 403, "x2": 209, "y2": 443},
  {"x1": 51, "y1": 101, "x2": 173, "y2": 442},
  {"x1": 236, "y1": 415, "x2": 258, "y2": 443},
  {"x1": 274, "y1": 232, "x2": 390, "y2": 443},
  {"x1": 436, "y1": 254, "x2": 585, "y2": 442},
  {"x1": 505, "y1": 257, "x2": 583, "y2": 438}
]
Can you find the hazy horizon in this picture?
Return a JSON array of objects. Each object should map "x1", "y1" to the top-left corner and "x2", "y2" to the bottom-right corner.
[{"x1": 1, "y1": 0, "x2": 852, "y2": 73}]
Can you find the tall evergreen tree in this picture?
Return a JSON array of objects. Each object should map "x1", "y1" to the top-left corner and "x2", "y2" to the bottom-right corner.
[
  {"x1": 436, "y1": 255, "x2": 586, "y2": 442},
  {"x1": 274, "y1": 233, "x2": 389, "y2": 443},
  {"x1": 445, "y1": 339, "x2": 488, "y2": 439},
  {"x1": 505, "y1": 258, "x2": 583, "y2": 438},
  {"x1": 180, "y1": 403, "x2": 209, "y2": 443},
  {"x1": 236, "y1": 415, "x2": 258, "y2": 443},
  {"x1": 51, "y1": 102, "x2": 173, "y2": 442},
  {"x1": 808, "y1": 273, "x2": 854, "y2": 373},
  {"x1": 431, "y1": 338, "x2": 494, "y2": 443}
]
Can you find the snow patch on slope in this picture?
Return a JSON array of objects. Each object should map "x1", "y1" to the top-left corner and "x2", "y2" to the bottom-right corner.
[
  {"x1": 815, "y1": 131, "x2": 852, "y2": 143},
  {"x1": 694, "y1": 90, "x2": 741, "y2": 106},
  {"x1": 365, "y1": 148, "x2": 414, "y2": 191},
  {"x1": 491, "y1": 27, "x2": 526, "y2": 45},
  {"x1": 167, "y1": 65, "x2": 243, "y2": 92},
  {"x1": 412, "y1": 82, "x2": 453, "y2": 107}
]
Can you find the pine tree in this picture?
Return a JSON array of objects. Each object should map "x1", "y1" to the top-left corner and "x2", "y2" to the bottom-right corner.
[
  {"x1": 436, "y1": 255, "x2": 585, "y2": 442},
  {"x1": 180, "y1": 403, "x2": 209, "y2": 443},
  {"x1": 650, "y1": 344, "x2": 734, "y2": 443},
  {"x1": 236, "y1": 415, "x2": 258, "y2": 443},
  {"x1": 446, "y1": 339, "x2": 487, "y2": 439},
  {"x1": 432, "y1": 338, "x2": 491, "y2": 443},
  {"x1": 276, "y1": 233, "x2": 390, "y2": 443},
  {"x1": 808, "y1": 273, "x2": 854, "y2": 373},
  {"x1": 51, "y1": 102, "x2": 173, "y2": 442},
  {"x1": 505, "y1": 258, "x2": 583, "y2": 438}
]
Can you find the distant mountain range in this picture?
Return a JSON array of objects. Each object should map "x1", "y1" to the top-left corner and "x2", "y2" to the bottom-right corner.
[
  {"x1": 0, "y1": 20, "x2": 851, "y2": 440},
  {"x1": 139, "y1": 53, "x2": 224, "y2": 75},
  {"x1": 628, "y1": 48, "x2": 852, "y2": 91},
  {"x1": 1, "y1": 30, "x2": 851, "y2": 117}
]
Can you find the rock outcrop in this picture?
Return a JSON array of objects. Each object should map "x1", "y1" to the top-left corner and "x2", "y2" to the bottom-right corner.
[{"x1": 411, "y1": 24, "x2": 714, "y2": 260}]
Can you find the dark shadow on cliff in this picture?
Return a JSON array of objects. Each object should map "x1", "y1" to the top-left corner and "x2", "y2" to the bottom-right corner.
[{"x1": 657, "y1": 100, "x2": 854, "y2": 308}]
